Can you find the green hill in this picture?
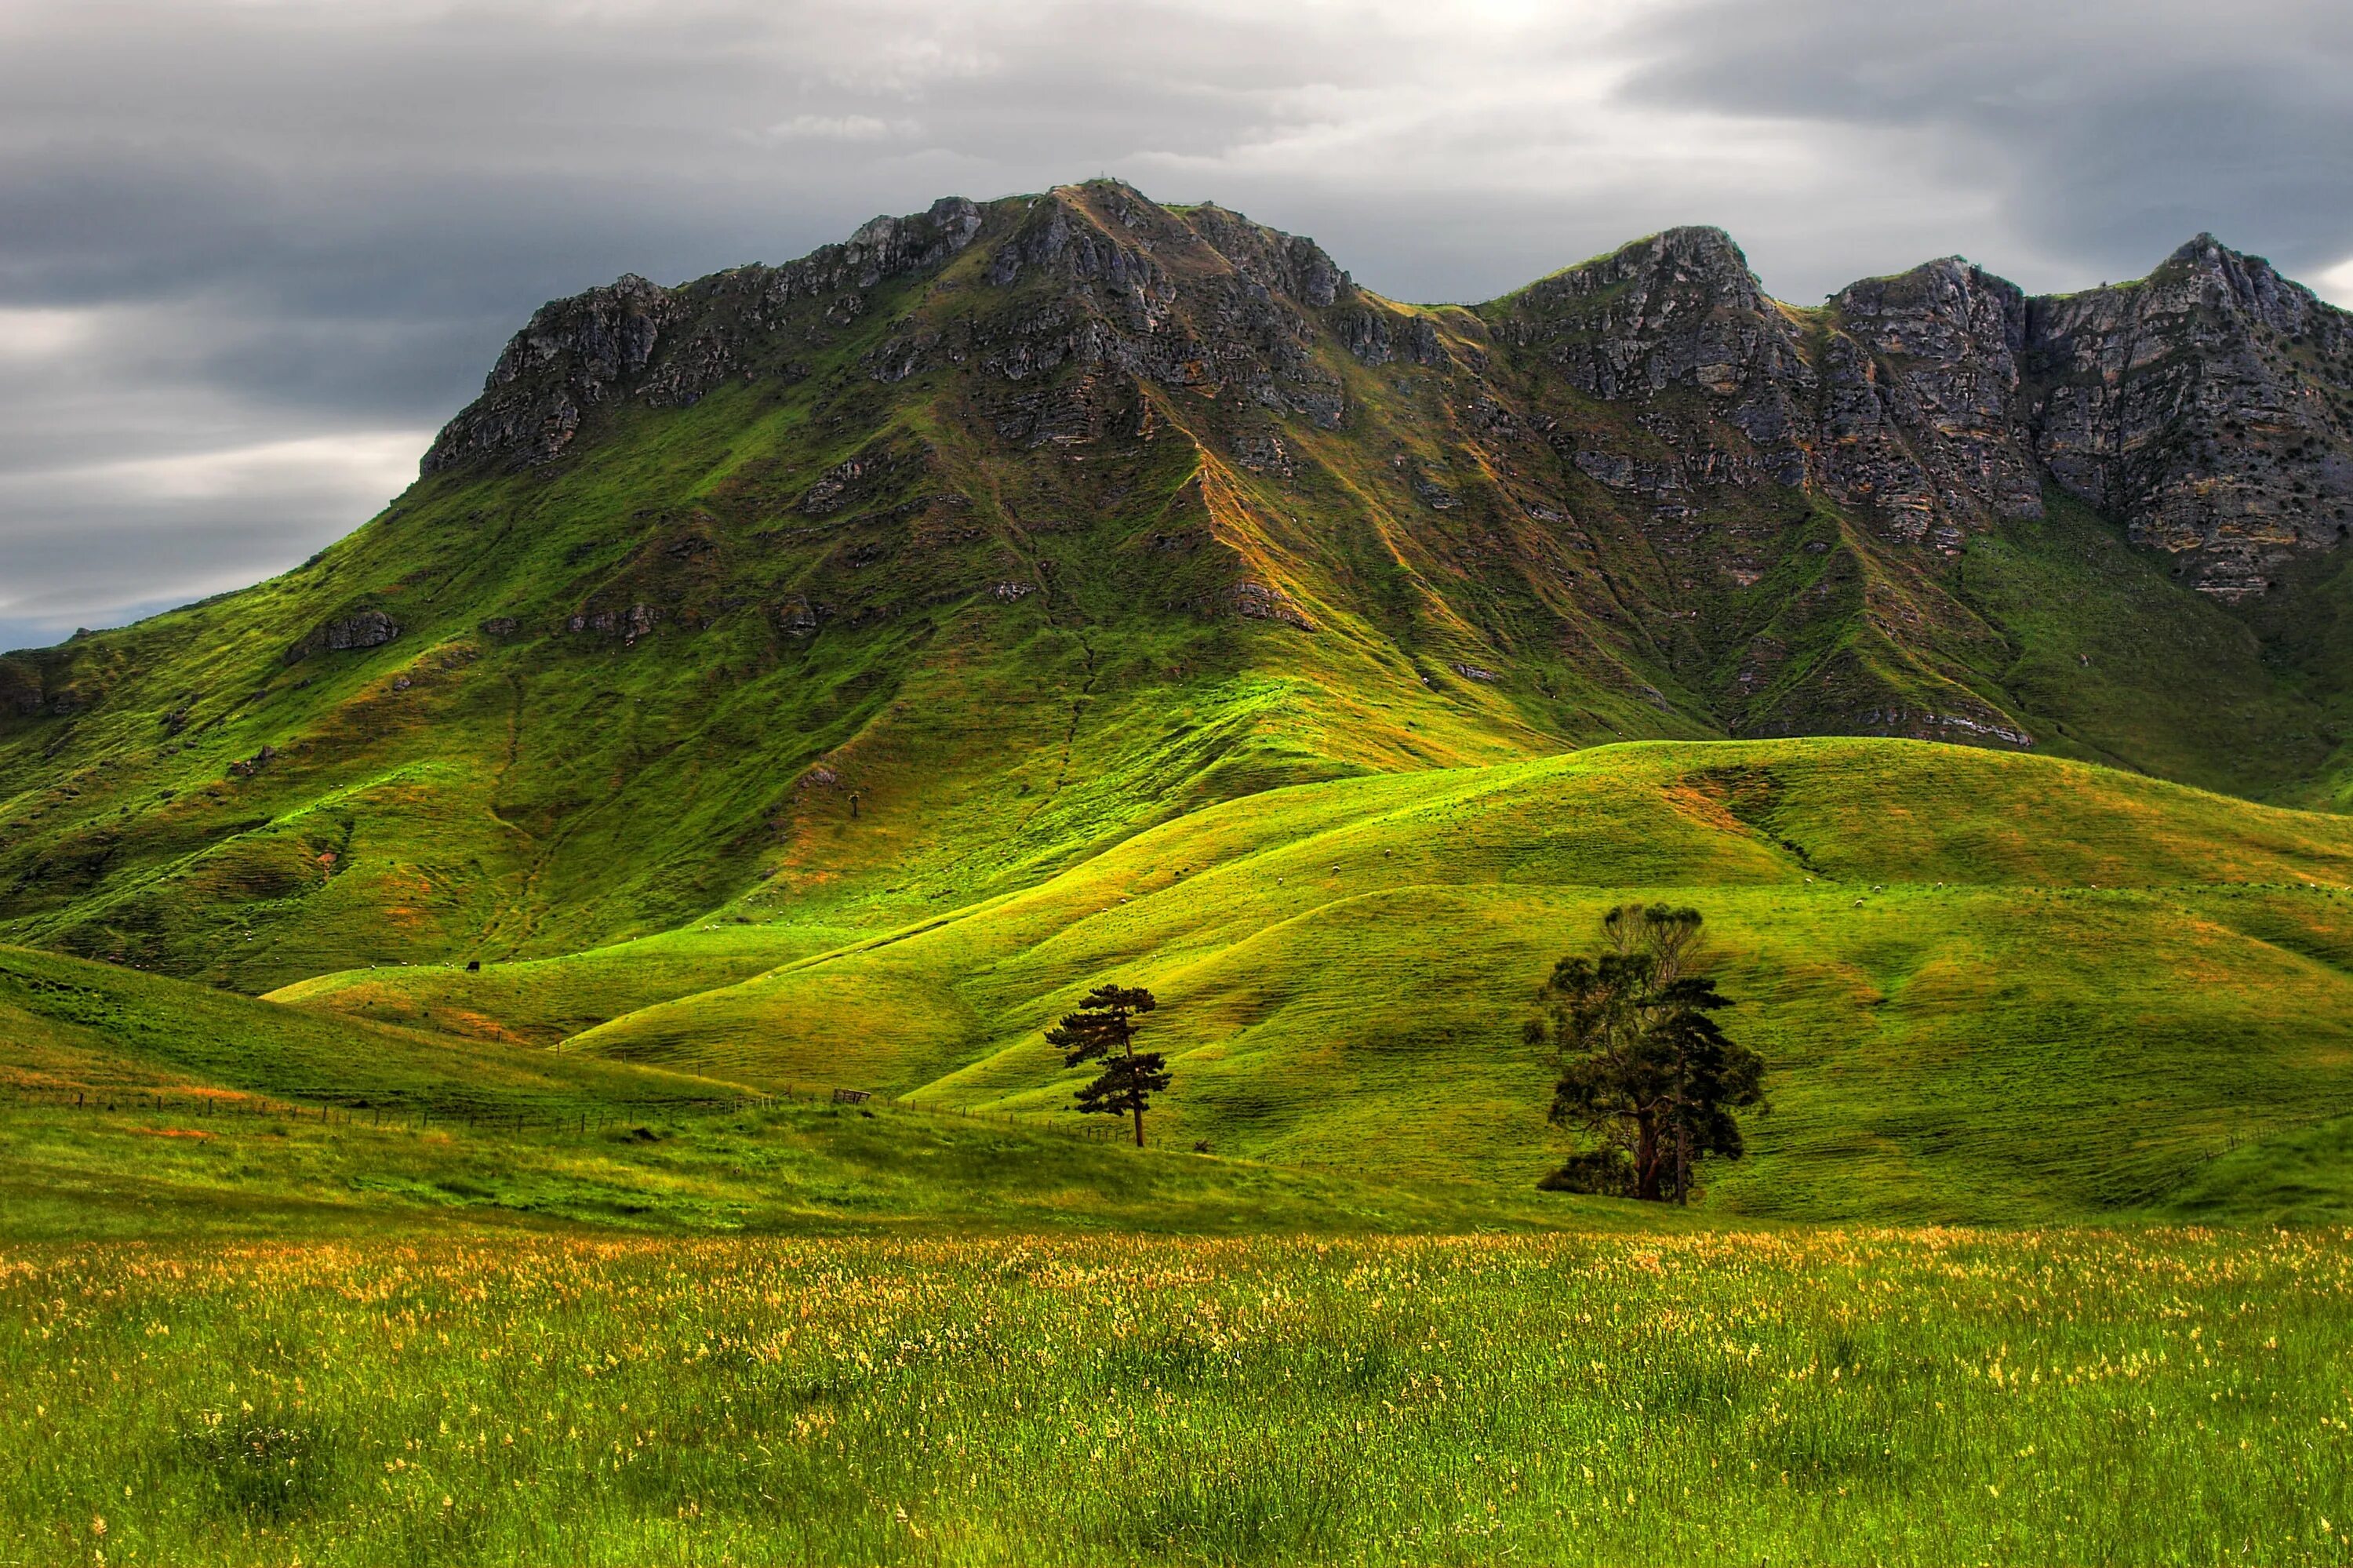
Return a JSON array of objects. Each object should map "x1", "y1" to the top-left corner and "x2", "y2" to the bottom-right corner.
[
  {"x1": 431, "y1": 737, "x2": 2353, "y2": 1223},
  {"x1": 0, "y1": 940, "x2": 752, "y2": 1115}
]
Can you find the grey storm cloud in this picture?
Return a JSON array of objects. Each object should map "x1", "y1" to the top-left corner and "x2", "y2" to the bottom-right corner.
[
  {"x1": 1623, "y1": 0, "x2": 2353, "y2": 285},
  {"x1": 2, "y1": 0, "x2": 2349, "y2": 650}
]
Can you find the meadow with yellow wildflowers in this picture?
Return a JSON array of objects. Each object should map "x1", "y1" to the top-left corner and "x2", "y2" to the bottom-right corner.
[{"x1": 5, "y1": 1228, "x2": 2351, "y2": 1565}]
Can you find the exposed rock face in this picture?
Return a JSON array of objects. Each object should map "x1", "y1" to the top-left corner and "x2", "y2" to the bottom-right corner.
[
  {"x1": 412, "y1": 180, "x2": 2352, "y2": 673},
  {"x1": 421, "y1": 274, "x2": 673, "y2": 473},
  {"x1": 1513, "y1": 226, "x2": 1790, "y2": 401},
  {"x1": 284, "y1": 609, "x2": 400, "y2": 664},
  {"x1": 567, "y1": 604, "x2": 660, "y2": 643},
  {"x1": 420, "y1": 190, "x2": 2353, "y2": 609},
  {"x1": 1486, "y1": 229, "x2": 2352, "y2": 586},
  {"x1": 1819, "y1": 259, "x2": 2043, "y2": 544},
  {"x1": 1498, "y1": 227, "x2": 1814, "y2": 497},
  {"x1": 2022, "y1": 236, "x2": 2353, "y2": 598},
  {"x1": 963, "y1": 187, "x2": 1356, "y2": 438},
  {"x1": 421, "y1": 197, "x2": 984, "y2": 474},
  {"x1": 385, "y1": 183, "x2": 2353, "y2": 767},
  {"x1": 1494, "y1": 227, "x2": 2067, "y2": 554},
  {"x1": 0, "y1": 657, "x2": 42, "y2": 716},
  {"x1": 422, "y1": 184, "x2": 1379, "y2": 480}
]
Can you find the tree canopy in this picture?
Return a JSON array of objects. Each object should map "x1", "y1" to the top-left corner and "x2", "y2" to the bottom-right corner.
[
  {"x1": 1046, "y1": 984, "x2": 1169, "y2": 1148},
  {"x1": 1526, "y1": 904, "x2": 1766, "y2": 1202}
]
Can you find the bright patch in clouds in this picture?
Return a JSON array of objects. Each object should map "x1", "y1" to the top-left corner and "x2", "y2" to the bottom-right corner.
[
  {"x1": 37, "y1": 434, "x2": 424, "y2": 504},
  {"x1": 0, "y1": 309, "x2": 103, "y2": 362},
  {"x1": 758, "y1": 115, "x2": 912, "y2": 144}
]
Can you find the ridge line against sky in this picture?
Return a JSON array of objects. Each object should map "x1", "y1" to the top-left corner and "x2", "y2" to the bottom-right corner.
[{"x1": 2, "y1": 0, "x2": 2349, "y2": 652}]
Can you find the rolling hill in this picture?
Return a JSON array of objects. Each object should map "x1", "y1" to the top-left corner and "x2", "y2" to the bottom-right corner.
[
  {"x1": 275, "y1": 737, "x2": 2353, "y2": 1222},
  {"x1": 0, "y1": 941, "x2": 1577, "y2": 1240}
]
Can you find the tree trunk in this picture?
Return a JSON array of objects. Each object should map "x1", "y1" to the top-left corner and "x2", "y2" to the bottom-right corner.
[
  {"x1": 1123, "y1": 1028, "x2": 1144, "y2": 1148},
  {"x1": 1635, "y1": 1111, "x2": 1660, "y2": 1201}
]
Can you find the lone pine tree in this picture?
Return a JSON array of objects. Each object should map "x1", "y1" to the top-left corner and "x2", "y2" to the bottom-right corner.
[
  {"x1": 1526, "y1": 904, "x2": 1766, "y2": 1202},
  {"x1": 1047, "y1": 984, "x2": 1169, "y2": 1148}
]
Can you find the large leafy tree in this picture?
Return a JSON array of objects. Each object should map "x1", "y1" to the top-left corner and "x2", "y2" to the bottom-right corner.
[
  {"x1": 1526, "y1": 904, "x2": 1766, "y2": 1202},
  {"x1": 1046, "y1": 984, "x2": 1170, "y2": 1148}
]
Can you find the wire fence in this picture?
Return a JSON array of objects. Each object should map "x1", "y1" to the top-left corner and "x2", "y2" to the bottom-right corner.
[{"x1": 2213, "y1": 1111, "x2": 2348, "y2": 1155}]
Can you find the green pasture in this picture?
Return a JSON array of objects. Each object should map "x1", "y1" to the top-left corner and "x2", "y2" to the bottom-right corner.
[{"x1": 4, "y1": 1229, "x2": 2348, "y2": 1566}]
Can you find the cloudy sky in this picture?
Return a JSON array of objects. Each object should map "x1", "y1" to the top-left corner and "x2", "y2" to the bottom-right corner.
[{"x1": 3, "y1": 0, "x2": 2351, "y2": 650}]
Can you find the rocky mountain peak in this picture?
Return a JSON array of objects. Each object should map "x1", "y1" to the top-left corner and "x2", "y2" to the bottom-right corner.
[
  {"x1": 979, "y1": 183, "x2": 1351, "y2": 314},
  {"x1": 2156, "y1": 232, "x2": 2343, "y2": 344},
  {"x1": 413, "y1": 184, "x2": 2353, "y2": 610},
  {"x1": 1646, "y1": 224, "x2": 1758, "y2": 282},
  {"x1": 421, "y1": 195, "x2": 990, "y2": 475},
  {"x1": 1810, "y1": 256, "x2": 2042, "y2": 540},
  {"x1": 1832, "y1": 256, "x2": 2025, "y2": 344},
  {"x1": 1176, "y1": 200, "x2": 1351, "y2": 309},
  {"x1": 2006, "y1": 232, "x2": 2353, "y2": 596},
  {"x1": 842, "y1": 196, "x2": 984, "y2": 287},
  {"x1": 1518, "y1": 225, "x2": 1766, "y2": 317}
]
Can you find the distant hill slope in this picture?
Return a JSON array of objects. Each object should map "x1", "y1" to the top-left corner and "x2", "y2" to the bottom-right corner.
[
  {"x1": 0, "y1": 942, "x2": 747, "y2": 1115},
  {"x1": 482, "y1": 738, "x2": 2353, "y2": 1224},
  {"x1": 4, "y1": 181, "x2": 2351, "y2": 988}
]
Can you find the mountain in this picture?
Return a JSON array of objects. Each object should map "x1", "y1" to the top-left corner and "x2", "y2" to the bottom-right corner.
[{"x1": 4, "y1": 180, "x2": 2353, "y2": 995}]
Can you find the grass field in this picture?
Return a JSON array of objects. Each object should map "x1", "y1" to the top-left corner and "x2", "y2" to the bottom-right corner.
[
  {"x1": 4, "y1": 1228, "x2": 2349, "y2": 1566},
  {"x1": 16, "y1": 735, "x2": 2353, "y2": 1230},
  {"x1": 0, "y1": 1094, "x2": 1590, "y2": 1245},
  {"x1": 7, "y1": 740, "x2": 2353, "y2": 1564}
]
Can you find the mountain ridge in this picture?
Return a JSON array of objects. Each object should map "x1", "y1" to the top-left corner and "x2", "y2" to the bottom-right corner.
[
  {"x1": 422, "y1": 195, "x2": 2353, "y2": 601},
  {"x1": 2, "y1": 180, "x2": 2350, "y2": 988}
]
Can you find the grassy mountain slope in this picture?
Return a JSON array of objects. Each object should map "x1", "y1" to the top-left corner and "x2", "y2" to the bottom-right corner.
[
  {"x1": 3, "y1": 183, "x2": 2348, "y2": 991},
  {"x1": 1951, "y1": 492, "x2": 2337, "y2": 794},
  {"x1": 482, "y1": 738, "x2": 2353, "y2": 1223}
]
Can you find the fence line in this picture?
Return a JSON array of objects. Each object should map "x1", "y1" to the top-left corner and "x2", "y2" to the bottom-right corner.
[{"x1": 2213, "y1": 1109, "x2": 2349, "y2": 1155}]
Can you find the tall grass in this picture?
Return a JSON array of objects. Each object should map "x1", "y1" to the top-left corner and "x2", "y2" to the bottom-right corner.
[{"x1": 5, "y1": 1228, "x2": 2350, "y2": 1564}]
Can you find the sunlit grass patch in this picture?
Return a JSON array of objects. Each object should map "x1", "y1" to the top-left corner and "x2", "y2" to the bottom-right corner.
[{"x1": 3, "y1": 1228, "x2": 2350, "y2": 1564}]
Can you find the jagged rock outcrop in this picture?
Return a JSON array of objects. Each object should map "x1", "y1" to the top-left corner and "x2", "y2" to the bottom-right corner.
[
  {"x1": 1818, "y1": 259, "x2": 2043, "y2": 545},
  {"x1": 1494, "y1": 228, "x2": 1815, "y2": 498},
  {"x1": 416, "y1": 184, "x2": 2353, "y2": 608},
  {"x1": 1481, "y1": 227, "x2": 2353, "y2": 589},
  {"x1": 420, "y1": 197, "x2": 984, "y2": 474},
  {"x1": 284, "y1": 609, "x2": 400, "y2": 664},
  {"x1": 0, "y1": 657, "x2": 44, "y2": 717},
  {"x1": 2021, "y1": 235, "x2": 2353, "y2": 598},
  {"x1": 412, "y1": 180, "x2": 2353, "y2": 627},
  {"x1": 380, "y1": 184, "x2": 2353, "y2": 773}
]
